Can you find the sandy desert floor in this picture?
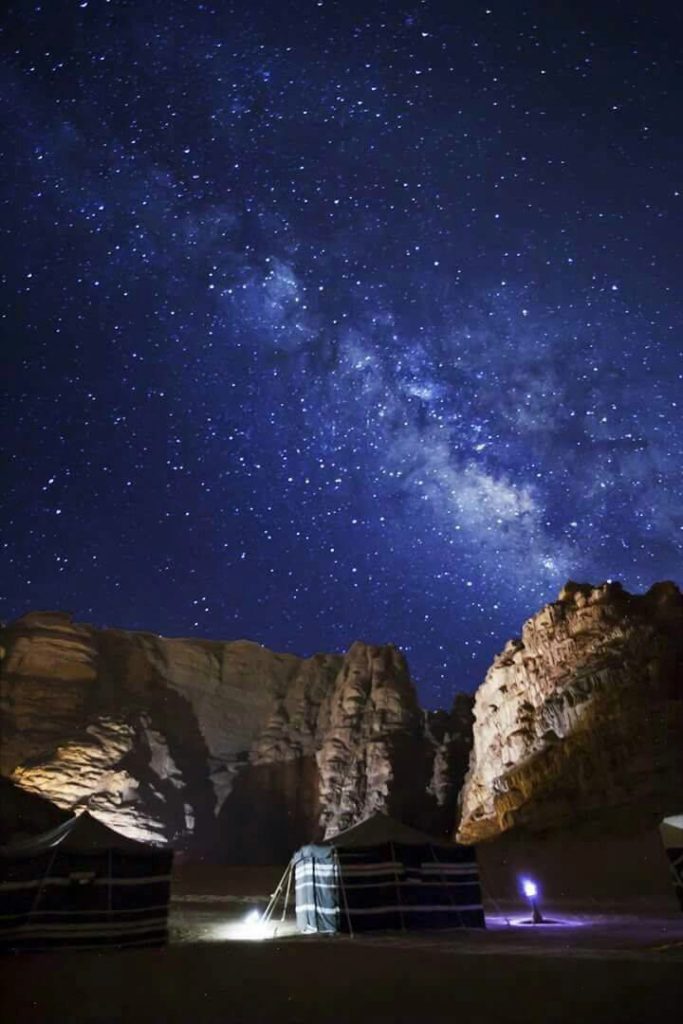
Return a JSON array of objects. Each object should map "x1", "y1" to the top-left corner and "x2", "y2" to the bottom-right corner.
[{"x1": 1, "y1": 866, "x2": 682, "y2": 1024}]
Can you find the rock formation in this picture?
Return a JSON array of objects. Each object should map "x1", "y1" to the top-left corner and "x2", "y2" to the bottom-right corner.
[
  {"x1": 458, "y1": 581, "x2": 683, "y2": 844},
  {"x1": 4, "y1": 580, "x2": 682, "y2": 863},
  {"x1": 0, "y1": 612, "x2": 471, "y2": 859}
]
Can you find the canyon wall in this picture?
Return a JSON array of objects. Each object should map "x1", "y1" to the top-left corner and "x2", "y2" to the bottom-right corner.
[
  {"x1": 458, "y1": 581, "x2": 683, "y2": 845},
  {"x1": 5, "y1": 579, "x2": 679, "y2": 863},
  {"x1": 0, "y1": 612, "x2": 470, "y2": 859}
]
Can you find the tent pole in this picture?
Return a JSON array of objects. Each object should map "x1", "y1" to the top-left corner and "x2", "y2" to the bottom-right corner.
[
  {"x1": 281, "y1": 860, "x2": 293, "y2": 920},
  {"x1": 25, "y1": 846, "x2": 59, "y2": 936},
  {"x1": 478, "y1": 878, "x2": 511, "y2": 926},
  {"x1": 390, "y1": 841, "x2": 406, "y2": 932},
  {"x1": 263, "y1": 864, "x2": 286, "y2": 924},
  {"x1": 274, "y1": 860, "x2": 294, "y2": 935},
  {"x1": 335, "y1": 850, "x2": 354, "y2": 938},
  {"x1": 262, "y1": 862, "x2": 291, "y2": 926}
]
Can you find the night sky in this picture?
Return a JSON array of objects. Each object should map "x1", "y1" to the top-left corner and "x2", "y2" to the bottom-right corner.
[{"x1": 2, "y1": 1, "x2": 682, "y2": 706}]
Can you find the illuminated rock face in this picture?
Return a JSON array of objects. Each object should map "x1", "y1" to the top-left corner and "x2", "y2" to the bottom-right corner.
[
  {"x1": 0, "y1": 612, "x2": 470, "y2": 857},
  {"x1": 457, "y1": 581, "x2": 683, "y2": 844}
]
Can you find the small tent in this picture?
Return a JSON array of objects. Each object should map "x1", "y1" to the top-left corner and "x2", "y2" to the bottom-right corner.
[
  {"x1": 290, "y1": 813, "x2": 485, "y2": 934},
  {"x1": 0, "y1": 811, "x2": 173, "y2": 951},
  {"x1": 660, "y1": 815, "x2": 683, "y2": 911}
]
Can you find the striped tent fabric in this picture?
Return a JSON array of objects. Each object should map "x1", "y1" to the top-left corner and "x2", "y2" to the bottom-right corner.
[
  {"x1": 293, "y1": 813, "x2": 485, "y2": 934},
  {"x1": 660, "y1": 816, "x2": 683, "y2": 912},
  {"x1": 0, "y1": 811, "x2": 173, "y2": 952}
]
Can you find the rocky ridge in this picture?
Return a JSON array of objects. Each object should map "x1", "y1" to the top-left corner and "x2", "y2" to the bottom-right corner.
[
  {"x1": 5, "y1": 580, "x2": 680, "y2": 860},
  {"x1": 0, "y1": 612, "x2": 470, "y2": 858},
  {"x1": 457, "y1": 580, "x2": 683, "y2": 844}
]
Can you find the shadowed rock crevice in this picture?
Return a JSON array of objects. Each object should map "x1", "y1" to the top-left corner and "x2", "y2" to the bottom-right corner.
[{"x1": 214, "y1": 757, "x2": 321, "y2": 863}]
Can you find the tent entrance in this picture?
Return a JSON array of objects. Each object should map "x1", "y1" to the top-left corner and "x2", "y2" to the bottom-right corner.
[{"x1": 293, "y1": 852, "x2": 345, "y2": 934}]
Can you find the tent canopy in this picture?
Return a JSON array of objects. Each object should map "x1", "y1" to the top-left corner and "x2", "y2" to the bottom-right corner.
[
  {"x1": 1, "y1": 811, "x2": 165, "y2": 858},
  {"x1": 0, "y1": 811, "x2": 173, "y2": 952},
  {"x1": 313, "y1": 812, "x2": 453, "y2": 849},
  {"x1": 291, "y1": 812, "x2": 485, "y2": 934},
  {"x1": 0, "y1": 778, "x2": 68, "y2": 846}
]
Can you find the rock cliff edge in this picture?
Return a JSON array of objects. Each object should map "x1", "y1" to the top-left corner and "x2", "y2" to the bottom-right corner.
[{"x1": 457, "y1": 581, "x2": 683, "y2": 844}]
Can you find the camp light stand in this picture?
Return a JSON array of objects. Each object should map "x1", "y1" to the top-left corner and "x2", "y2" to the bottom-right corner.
[{"x1": 521, "y1": 878, "x2": 545, "y2": 924}]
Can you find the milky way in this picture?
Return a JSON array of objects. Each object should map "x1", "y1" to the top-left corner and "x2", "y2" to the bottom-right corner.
[{"x1": 2, "y1": 1, "x2": 682, "y2": 705}]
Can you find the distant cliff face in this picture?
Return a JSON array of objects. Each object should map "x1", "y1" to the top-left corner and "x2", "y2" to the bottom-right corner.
[
  {"x1": 0, "y1": 612, "x2": 471, "y2": 858},
  {"x1": 457, "y1": 581, "x2": 683, "y2": 844}
]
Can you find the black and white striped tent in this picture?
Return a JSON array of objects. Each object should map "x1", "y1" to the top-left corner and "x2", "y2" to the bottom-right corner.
[
  {"x1": 660, "y1": 816, "x2": 683, "y2": 912},
  {"x1": 0, "y1": 811, "x2": 173, "y2": 952},
  {"x1": 292, "y1": 813, "x2": 485, "y2": 934}
]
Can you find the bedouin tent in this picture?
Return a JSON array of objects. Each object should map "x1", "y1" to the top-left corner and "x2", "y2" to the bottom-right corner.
[
  {"x1": 660, "y1": 815, "x2": 683, "y2": 911},
  {"x1": 0, "y1": 811, "x2": 173, "y2": 952},
  {"x1": 287, "y1": 813, "x2": 485, "y2": 934}
]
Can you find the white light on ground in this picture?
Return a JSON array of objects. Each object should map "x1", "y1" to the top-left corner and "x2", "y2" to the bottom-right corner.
[
  {"x1": 204, "y1": 916, "x2": 300, "y2": 943},
  {"x1": 238, "y1": 909, "x2": 270, "y2": 940}
]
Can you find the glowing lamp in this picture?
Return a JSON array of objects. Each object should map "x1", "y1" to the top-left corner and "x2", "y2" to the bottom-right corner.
[
  {"x1": 239, "y1": 908, "x2": 268, "y2": 940},
  {"x1": 520, "y1": 877, "x2": 544, "y2": 924}
]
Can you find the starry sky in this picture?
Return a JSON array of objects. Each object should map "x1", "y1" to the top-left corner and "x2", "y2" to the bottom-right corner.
[{"x1": 2, "y1": 1, "x2": 682, "y2": 706}]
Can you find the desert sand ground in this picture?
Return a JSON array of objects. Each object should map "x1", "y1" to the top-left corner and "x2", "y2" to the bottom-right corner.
[{"x1": 1, "y1": 865, "x2": 682, "y2": 1024}]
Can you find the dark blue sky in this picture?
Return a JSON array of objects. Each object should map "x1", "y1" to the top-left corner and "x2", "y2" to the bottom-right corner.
[{"x1": 2, "y1": 0, "x2": 682, "y2": 706}]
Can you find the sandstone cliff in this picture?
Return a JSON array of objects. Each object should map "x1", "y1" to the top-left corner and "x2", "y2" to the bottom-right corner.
[
  {"x1": 457, "y1": 581, "x2": 683, "y2": 844},
  {"x1": 0, "y1": 612, "x2": 470, "y2": 858}
]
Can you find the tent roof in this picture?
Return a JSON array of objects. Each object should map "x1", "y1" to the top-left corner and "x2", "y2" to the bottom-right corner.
[
  {"x1": 0, "y1": 811, "x2": 166, "y2": 858},
  {"x1": 660, "y1": 815, "x2": 683, "y2": 849},
  {"x1": 318, "y1": 813, "x2": 456, "y2": 849},
  {"x1": 0, "y1": 778, "x2": 68, "y2": 846}
]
